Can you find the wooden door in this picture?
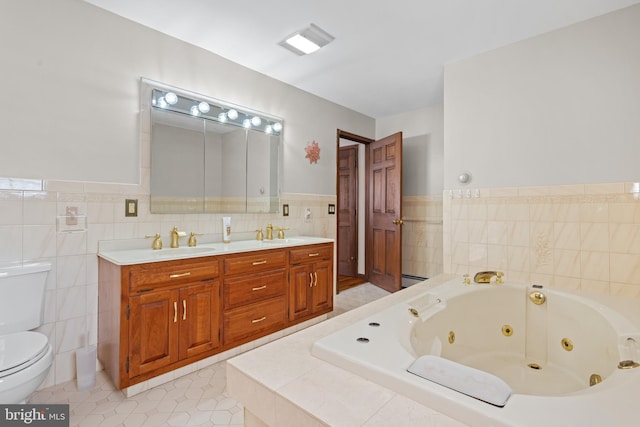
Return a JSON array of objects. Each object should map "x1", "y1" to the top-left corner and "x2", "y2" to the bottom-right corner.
[
  {"x1": 179, "y1": 281, "x2": 220, "y2": 360},
  {"x1": 338, "y1": 145, "x2": 358, "y2": 277},
  {"x1": 311, "y1": 260, "x2": 333, "y2": 313},
  {"x1": 367, "y1": 132, "x2": 403, "y2": 292},
  {"x1": 129, "y1": 289, "x2": 179, "y2": 378}
]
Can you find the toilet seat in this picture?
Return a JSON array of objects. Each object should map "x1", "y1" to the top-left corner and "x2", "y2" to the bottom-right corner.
[{"x1": 0, "y1": 331, "x2": 49, "y2": 378}]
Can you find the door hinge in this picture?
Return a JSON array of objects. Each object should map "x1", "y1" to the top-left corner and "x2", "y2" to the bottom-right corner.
[
  {"x1": 126, "y1": 304, "x2": 130, "y2": 320},
  {"x1": 126, "y1": 356, "x2": 129, "y2": 373}
]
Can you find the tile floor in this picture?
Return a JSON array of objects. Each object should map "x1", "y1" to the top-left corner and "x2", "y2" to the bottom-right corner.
[{"x1": 30, "y1": 283, "x2": 390, "y2": 427}]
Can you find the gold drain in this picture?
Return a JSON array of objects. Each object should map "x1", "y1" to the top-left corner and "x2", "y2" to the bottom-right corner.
[
  {"x1": 561, "y1": 338, "x2": 574, "y2": 351},
  {"x1": 502, "y1": 325, "x2": 514, "y2": 336},
  {"x1": 448, "y1": 331, "x2": 455, "y2": 344}
]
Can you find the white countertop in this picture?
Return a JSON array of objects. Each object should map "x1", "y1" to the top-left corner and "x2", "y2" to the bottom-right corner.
[{"x1": 97, "y1": 235, "x2": 334, "y2": 265}]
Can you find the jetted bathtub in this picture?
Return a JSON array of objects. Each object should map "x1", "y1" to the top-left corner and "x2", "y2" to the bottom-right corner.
[{"x1": 312, "y1": 277, "x2": 640, "y2": 426}]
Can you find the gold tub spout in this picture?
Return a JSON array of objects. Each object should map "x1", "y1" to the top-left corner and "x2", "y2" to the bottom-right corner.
[
  {"x1": 473, "y1": 271, "x2": 503, "y2": 283},
  {"x1": 589, "y1": 374, "x2": 602, "y2": 386}
]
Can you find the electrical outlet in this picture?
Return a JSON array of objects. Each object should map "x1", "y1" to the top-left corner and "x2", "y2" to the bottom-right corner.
[{"x1": 304, "y1": 208, "x2": 312, "y2": 222}]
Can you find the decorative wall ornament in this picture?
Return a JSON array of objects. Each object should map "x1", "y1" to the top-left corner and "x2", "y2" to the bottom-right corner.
[{"x1": 305, "y1": 140, "x2": 321, "y2": 164}]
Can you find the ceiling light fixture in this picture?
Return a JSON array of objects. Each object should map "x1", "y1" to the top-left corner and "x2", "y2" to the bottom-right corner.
[{"x1": 279, "y1": 23, "x2": 334, "y2": 56}]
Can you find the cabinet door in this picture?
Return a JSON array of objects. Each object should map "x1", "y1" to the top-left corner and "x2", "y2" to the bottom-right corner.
[
  {"x1": 179, "y1": 281, "x2": 221, "y2": 360},
  {"x1": 289, "y1": 265, "x2": 312, "y2": 320},
  {"x1": 129, "y1": 289, "x2": 179, "y2": 378},
  {"x1": 311, "y1": 260, "x2": 333, "y2": 313}
]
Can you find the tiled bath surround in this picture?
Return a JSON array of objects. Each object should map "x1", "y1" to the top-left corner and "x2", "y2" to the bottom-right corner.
[
  {"x1": 443, "y1": 182, "x2": 640, "y2": 297},
  {"x1": 402, "y1": 195, "x2": 444, "y2": 279},
  {"x1": 0, "y1": 179, "x2": 336, "y2": 390}
]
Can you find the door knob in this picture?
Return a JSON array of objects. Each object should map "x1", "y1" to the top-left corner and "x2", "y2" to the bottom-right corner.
[{"x1": 392, "y1": 218, "x2": 404, "y2": 225}]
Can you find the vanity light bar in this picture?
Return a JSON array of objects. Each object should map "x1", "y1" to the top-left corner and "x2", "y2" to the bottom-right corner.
[{"x1": 151, "y1": 89, "x2": 282, "y2": 136}]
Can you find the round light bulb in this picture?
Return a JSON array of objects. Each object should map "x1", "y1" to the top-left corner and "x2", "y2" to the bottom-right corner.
[
  {"x1": 198, "y1": 101, "x2": 210, "y2": 113},
  {"x1": 227, "y1": 109, "x2": 238, "y2": 120},
  {"x1": 190, "y1": 105, "x2": 200, "y2": 116},
  {"x1": 218, "y1": 112, "x2": 227, "y2": 122},
  {"x1": 251, "y1": 116, "x2": 262, "y2": 127},
  {"x1": 265, "y1": 125, "x2": 273, "y2": 134},
  {"x1": 242, "y1": 118, "x2": 251, "y2": 128},
  {"x1": 165, "y1": 92, "x2": 178, "y2": 105},
  {"x1": 157, "y1": 97, "x2": 167, "y2": 108},
  {"x1": 272, "y1": 122, "x2": 282, "y2": 132}
]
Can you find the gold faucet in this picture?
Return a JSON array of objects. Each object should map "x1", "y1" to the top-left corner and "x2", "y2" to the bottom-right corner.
[
  {"x1": 145, "y1": 233, "x2": 163, "y2": 250},
  {"x1": 256, "y1": 228, "x2": 264, "y2": 241},
  {"x1": 188, "y1": 232, "x2": 203, "y2": 247},
  {"x1": 170, "y1": 226, "x2": 186, "y2": 248},
  {"x1": 275, "y1": 226, "x2": 289, "y2": 239},
  {"x1": 473, "y1": 271, "x2": 504, "y2": 284},
  {"x1": 266, "y1": 224, "x2": 273, "y2": 240}
]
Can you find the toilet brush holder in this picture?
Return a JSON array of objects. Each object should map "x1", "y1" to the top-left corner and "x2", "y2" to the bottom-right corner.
[{"x1": 76, "y1": 346, "x2": 97, "y2": 391}]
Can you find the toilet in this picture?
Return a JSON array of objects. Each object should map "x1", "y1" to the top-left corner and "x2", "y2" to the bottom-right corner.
[{"x1": 0, "y1": 262, "x2": 54, "y2": 404}]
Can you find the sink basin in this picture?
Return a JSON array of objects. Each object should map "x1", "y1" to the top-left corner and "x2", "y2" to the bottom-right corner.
[
  {"x1": 262, "y1": 238, "x2": 306, "y2": 245},
  {"x1": 148, "y1": 246, "x2": 214, "y2": 258}
]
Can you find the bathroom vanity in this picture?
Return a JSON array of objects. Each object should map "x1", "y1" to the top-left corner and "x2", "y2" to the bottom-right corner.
[{"x1": 97, "y1": 237, "x2": 333, "y2": 390}]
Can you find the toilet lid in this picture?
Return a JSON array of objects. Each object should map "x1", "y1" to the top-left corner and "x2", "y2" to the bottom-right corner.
[{"x1": 0, "y1": 331, "x2": 49, "y2": 377}]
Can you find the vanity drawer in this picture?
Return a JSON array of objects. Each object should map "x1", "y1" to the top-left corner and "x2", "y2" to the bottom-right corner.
[
  {"x1": 289, "y1": 244, "x2": 332, "y2": 265},
  {"x1": 224, "y1": 269, "x2": 286, "y2": 309},
  {"x1": 128, "y1": 259, "x2": 219, "y2": 292},
  {"x1": 224, "y1": 250, "x2": 286, "y2": 276},
  {"x1": 223, "y1": 297, "x2": 286, "y2": 343}
]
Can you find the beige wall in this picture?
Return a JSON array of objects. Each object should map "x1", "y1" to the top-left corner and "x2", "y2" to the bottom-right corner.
[
  {"x1": 443, "y1": 5, "x2": 640, "y2": 298},
  {"x1": 444, "y1": 4, "x2": 640, "y2": 189}
]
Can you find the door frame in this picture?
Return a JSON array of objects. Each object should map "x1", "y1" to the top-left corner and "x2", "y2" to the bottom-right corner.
[{"x1": 335, "y1": 130, "x2": 374, "y2": 291}]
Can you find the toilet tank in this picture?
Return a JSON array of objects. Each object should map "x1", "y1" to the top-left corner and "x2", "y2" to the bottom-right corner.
[{"x1": 0, "y1": 262, "x2": 51, "y2": 335}]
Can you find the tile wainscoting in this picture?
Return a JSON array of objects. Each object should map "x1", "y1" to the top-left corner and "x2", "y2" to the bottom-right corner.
[
  {"x1": 0, "y1": 178, "x2": 336, "y2": 389},
  {"x1": 443, "y1": 182, "x2": 640, "y2": 298}
]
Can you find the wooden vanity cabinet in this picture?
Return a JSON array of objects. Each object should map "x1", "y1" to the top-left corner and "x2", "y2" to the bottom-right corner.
[
  {"x1": 289, "y1": 243, "x2": 333, "y2": 322},
  {"x1": 222, "y1": 250, "x2": 287, "y2": 344},
  {"x1": 99, "y1": 256, "x2": 221, "y2": 388},
  {"x1": 99, "y1": 241, "x2": 333, "y2": 390}
]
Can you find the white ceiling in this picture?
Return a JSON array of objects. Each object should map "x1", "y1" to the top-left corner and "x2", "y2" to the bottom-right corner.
[{"x1": 84, "y1": 0, "x2": 640, "y2": 118}]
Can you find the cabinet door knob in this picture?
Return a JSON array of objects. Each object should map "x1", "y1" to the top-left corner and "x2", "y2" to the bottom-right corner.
[{"x1": 182, "y1": 300, "x2": 187, "y2": 320}]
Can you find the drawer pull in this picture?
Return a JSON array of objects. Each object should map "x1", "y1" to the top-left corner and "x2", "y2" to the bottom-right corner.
[
  {"x1": 183, "y1": 300, "x2": 187, "y2": 320},
  {"x1": 252, "y1": 260, "x2": 268, "y2": 265},
  {"x1": 308, "y1": 253, "x2": 320, "y2": 257},
  {"x1": 173, "y1": 301, "x2": 178, "y2": 323},
  {"x1": 251, "y1": 316, "x2": 267, "y2": 324},
  {"x1": 169, "y1": 272, "x2": 191, "y2": 279},
  {"x1": 252, "y1": 285, "x2": 267, "y2": 291}
]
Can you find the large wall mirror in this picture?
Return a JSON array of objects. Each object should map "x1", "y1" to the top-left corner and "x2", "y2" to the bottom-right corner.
[{"x1": 143, "y1": 79, "x2": 282, "y2": 214}]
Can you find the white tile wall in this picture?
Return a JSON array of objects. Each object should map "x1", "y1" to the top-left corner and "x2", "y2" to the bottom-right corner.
[{"x1": 0, "y1": 175, "x2": 337, "y2": 389}]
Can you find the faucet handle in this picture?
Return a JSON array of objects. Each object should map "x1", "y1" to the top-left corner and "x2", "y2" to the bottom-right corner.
[
  {"x1": 188, "y1": 232, "x2": 203, "y2": 247},
  {"x1": 276, "y1": 227, "x2": 289, "y2": 239},
  {"x1": 145, "y1": 233, "x2": 163, "y2": 250},
  {"x1": 496, "y1": 271, "x2": 504, "y2": 284},
  {"x1": 256, "y1": 229, "x2": 264, "y2": 241}
]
